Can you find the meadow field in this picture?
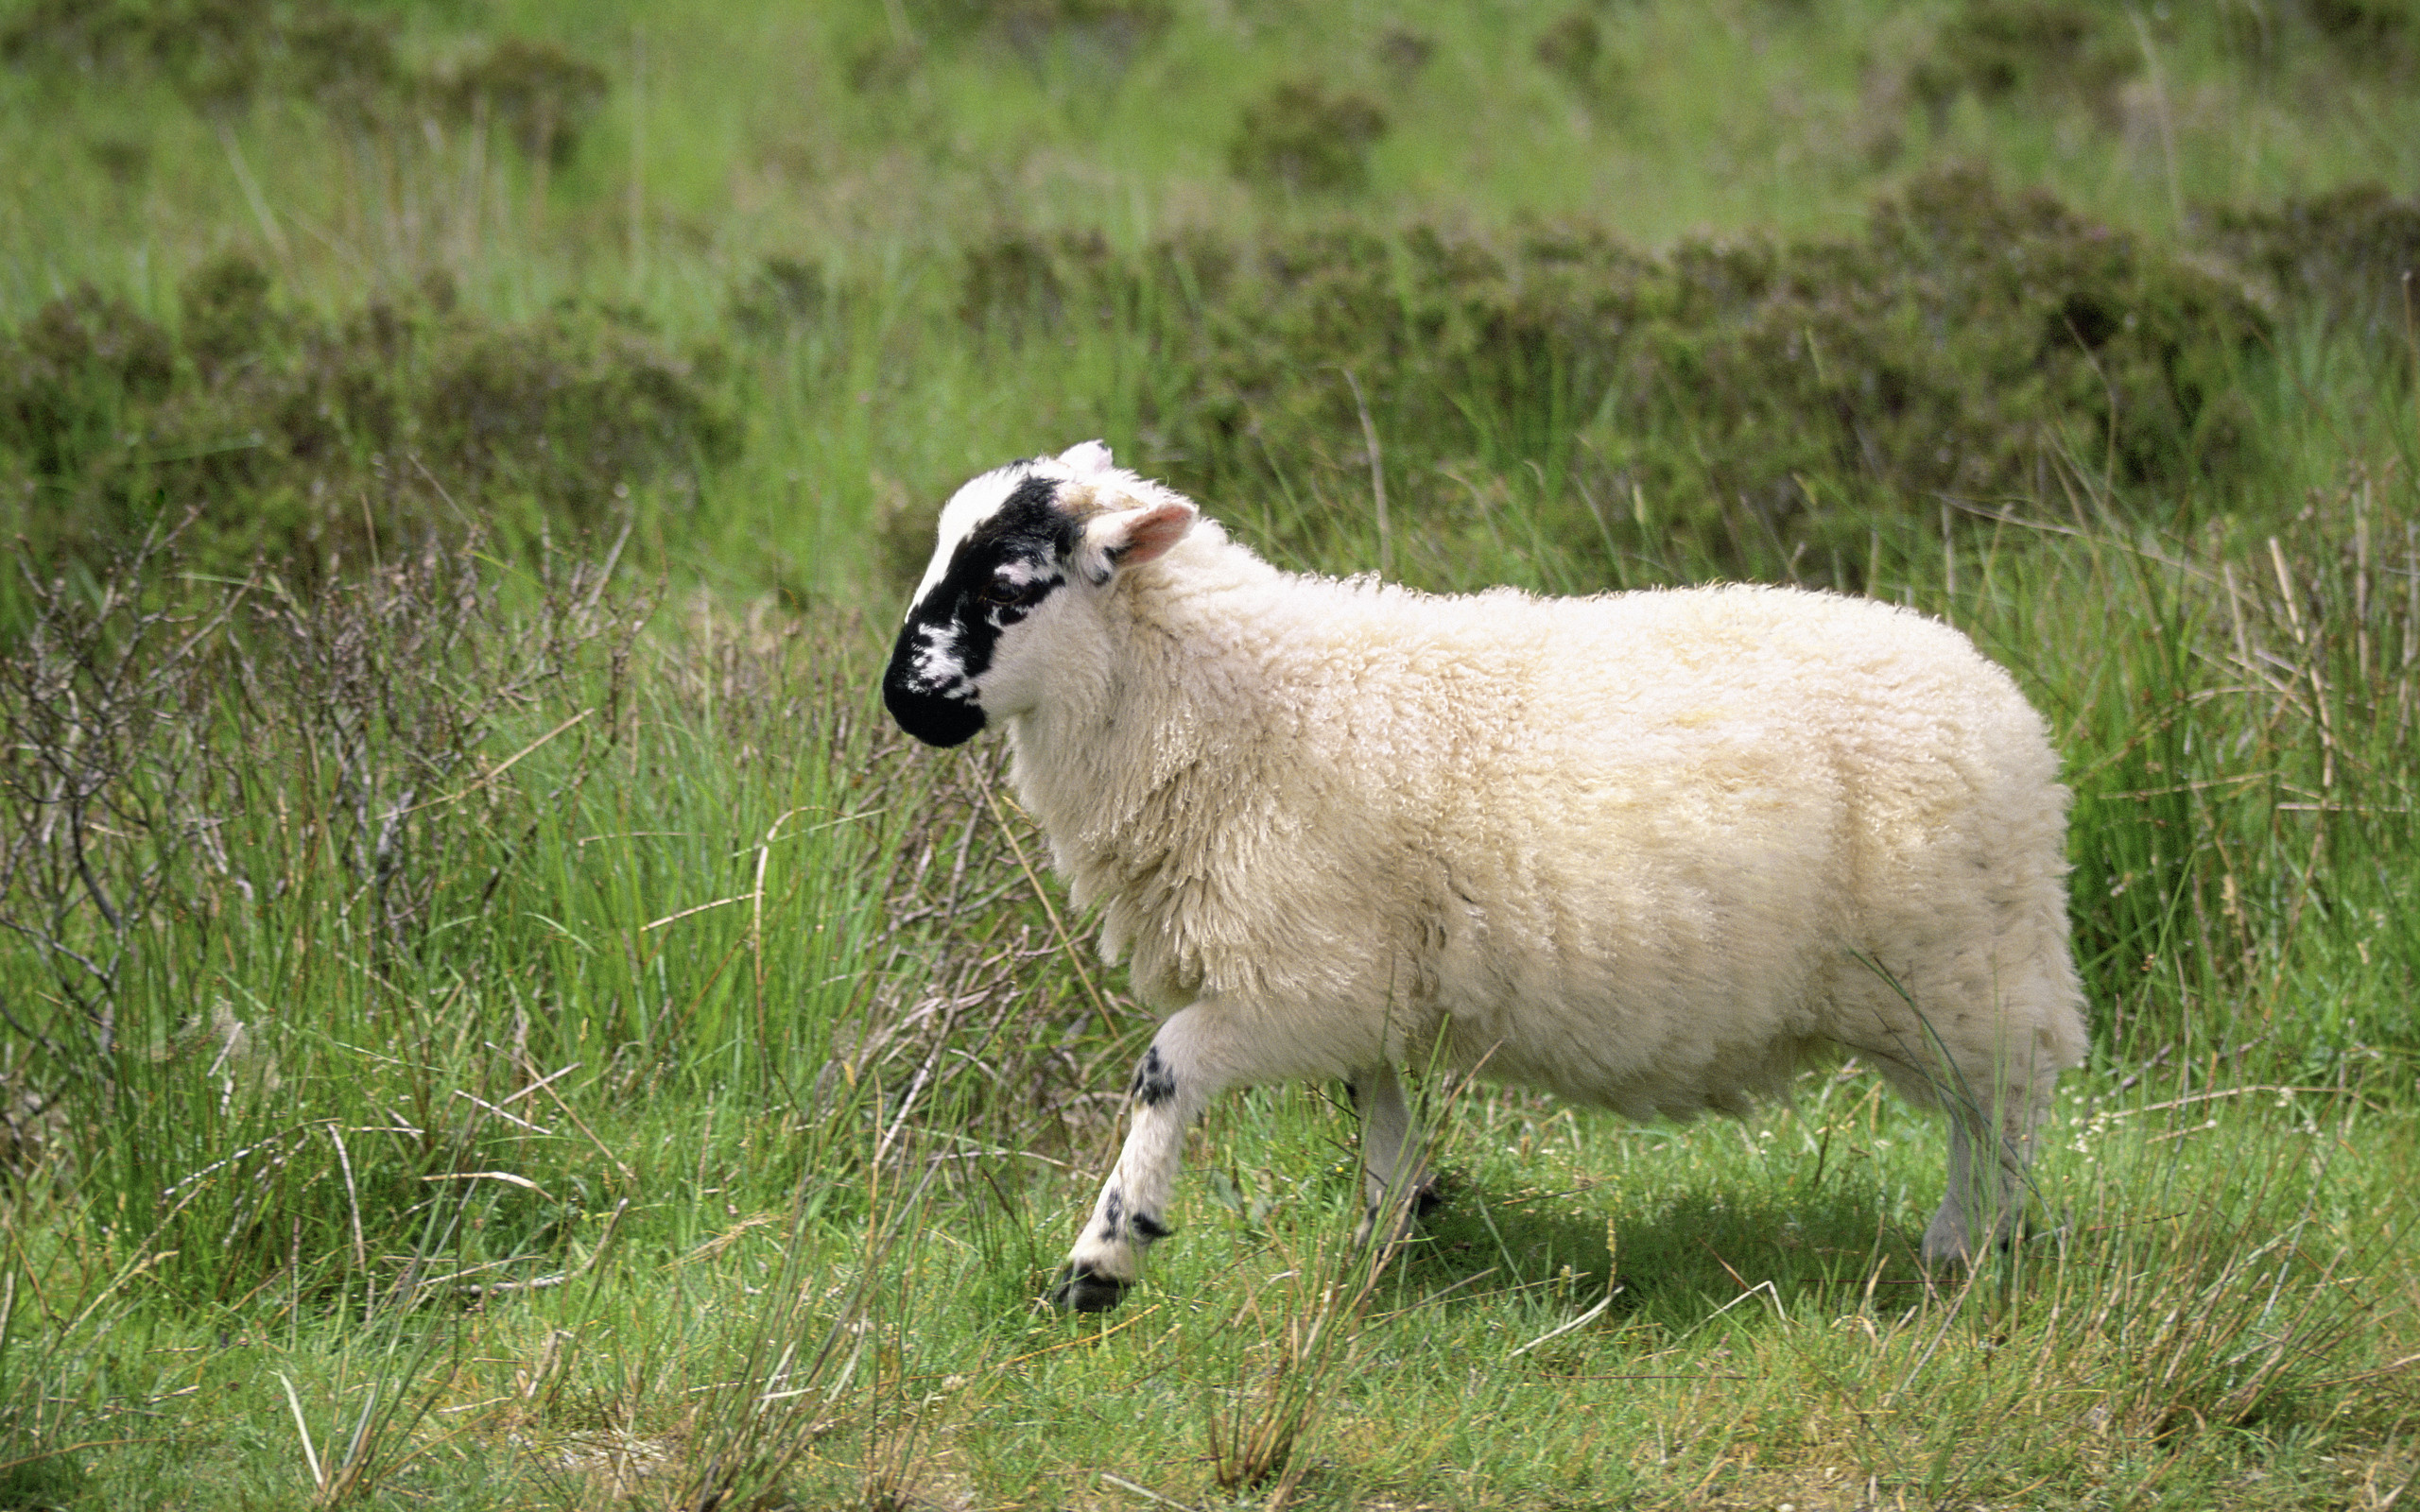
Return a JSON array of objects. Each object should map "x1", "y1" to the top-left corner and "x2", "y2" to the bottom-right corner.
[{"x1": 2, "y1": 0, "x2": 2417, "y2": 1506}]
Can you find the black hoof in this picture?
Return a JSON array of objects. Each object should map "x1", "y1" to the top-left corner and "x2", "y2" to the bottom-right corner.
[
  {"x1": 1049, "y1": 1265, "x2": 1130, "y2": 1314},
  {"x1": 1410, "y1": 1178, "x2": 1444, "y2": 1218}
]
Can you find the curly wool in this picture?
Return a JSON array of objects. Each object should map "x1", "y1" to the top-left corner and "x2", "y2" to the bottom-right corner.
[{"x1": 1006, "y1": 517, "x2": 2083, "y2": 1121}]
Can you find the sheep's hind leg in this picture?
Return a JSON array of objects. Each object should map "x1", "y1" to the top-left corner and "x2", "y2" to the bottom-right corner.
[
  {"x1": 1348, "y1": 1064, "x2": 1439, "y2": 1247},
  {"x1": 1920, "y1": 1072, "x2": 2051, "y2": 1268}
]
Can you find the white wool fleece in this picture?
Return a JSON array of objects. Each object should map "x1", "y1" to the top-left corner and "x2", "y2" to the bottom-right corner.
[{"x1": 1005, "y1": 519, "x2": 2081, "y2": 1119}]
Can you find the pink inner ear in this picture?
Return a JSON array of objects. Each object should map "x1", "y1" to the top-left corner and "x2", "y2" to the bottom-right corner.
[{"x1": 1115, "y1": 504, "x2": 1194, "y2": 566}]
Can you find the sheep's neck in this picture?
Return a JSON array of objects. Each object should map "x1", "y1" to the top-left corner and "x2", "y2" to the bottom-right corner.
[{"x1": 1005, "y1": 558, "x2": 1339, "y2": 1000}]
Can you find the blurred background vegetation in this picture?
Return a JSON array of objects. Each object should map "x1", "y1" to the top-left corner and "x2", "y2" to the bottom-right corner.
[
  {"x1": 1, "y1": 2, "x2": 2416, "y2": 1506},
  {"x1": 3, "y1": 0, "x2": 2416, "y2": 593}
]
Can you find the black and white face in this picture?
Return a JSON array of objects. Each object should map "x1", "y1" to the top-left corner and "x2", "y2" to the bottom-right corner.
[
  {"x1": 882, "y1": 459, "x2": 1080, "y2": 747},
  {"x1": 883, "y1": 441, "x2": 1200, "y2": 747}
]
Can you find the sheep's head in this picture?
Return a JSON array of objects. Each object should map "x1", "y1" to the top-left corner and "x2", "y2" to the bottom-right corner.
[{"x1": 884, "y1": 441, "x2": 1197, "y2": 747}]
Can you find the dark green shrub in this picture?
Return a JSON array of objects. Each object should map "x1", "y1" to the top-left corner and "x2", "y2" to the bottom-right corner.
[
  {"x1": 179, "y1": 250, "x2": 282, "y2": 384},
  {"x1": 0, "y1": 287, "x2": 175, "y2": 477},
  {"x1": 914, "y1": 0, "x2": 1172, "y2": 45},
  {"x1": 1374, "y1": 26, "x2": 1435, "y2": 79},
  {"x1": 1536, "y1": 10, "x2": 1633, "y2": 114},
  {"x1": 886, "y1": 0, "x2": 1170, "y2": 81},
  {"x1": 286, "y1": 8, "x2": 404, "y2": 122},
  {"x1": 2199, "y1": 183, "x2": 2420, "y2": 336},
  {"x1": 840, "y1": 33, "x2": 923, "y2": 94},
  {"x1": 142, "y1": 0, "x2": 280, "y2": 109},
  {"x1": 0, "y1": 0, "x2": 393, "y2": 112},
  {"x1": 84, "y1": 135, "x2": 151, "y2": 183},
  {"x1": 957, "y1": 229, "x2": 1117, "y2": 332},
  {"x1": 1535, "y1": 9, "x2": 1603, "y2": 91},
  {"x1": 440, "y1": 37, "x2": 611, "y2": 166},
  {"x1": 996, "y1": 0, "x2": 1170, "y2": 70},
  {"x1": 972, "y1": 169, "x2": 2271, "y2": 580},
  {"x1": 1909, "y1": 0, "x2": 2138, "y2": 120},
  {"x1": 3, "y1": 1, "x2": 607, "y2": 163},
  {"x1": 0, "y1": 0, "x2": 148, "y2": 74},
  {"x1": 1226, "y1": 80, "x2": 1390, "y2": 197},
  {"x1": 728, "y1": 257, "x2": 833, "y2": 347},
  {"x1": 0, "y1": 259, "x2": 739, "y2": 577},
  {"x1": 422, "y1": 306, "x2": 737, "y2": 518},
  {"x1": 2306, "y1": 0, "x2": 2417, "y2": 58},
  {"x1": 1853, "y1": 166, "x2": 2268, "y2": 489}
]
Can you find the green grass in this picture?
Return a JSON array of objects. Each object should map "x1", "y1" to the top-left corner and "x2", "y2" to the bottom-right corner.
[{"x1": 3, "y1": 0, "x2": 2418, "y2": 1506}]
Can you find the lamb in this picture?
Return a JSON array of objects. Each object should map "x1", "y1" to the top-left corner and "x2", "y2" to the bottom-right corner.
[{"x1": 883, "y1": 440, "x2": 2087, "y2": 1313}]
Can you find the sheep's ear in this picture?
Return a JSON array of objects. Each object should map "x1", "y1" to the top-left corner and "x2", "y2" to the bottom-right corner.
[
  {"x1": 1057, "y1": 439, "x2": 1114, "y2": 473},
  {"x1": 1074, "y1": 500, "x2": 1195, "y2": 585}
]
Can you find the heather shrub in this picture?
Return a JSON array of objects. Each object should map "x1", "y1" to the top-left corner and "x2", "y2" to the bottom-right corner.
[
  {"x1": 2, "y1": 0, "x2": 610, "y2": 159},
  {"x1": 960, "y1": 169, "x2": 2271, "y2": 579},
  {"x1": 1908, "y1": 0, "x2": 2139, "y2": 123},
  {"x1": 1226, "y1": 79, "x2": 1391, "y2": 197},
  {"x1": 0, "y1": 257, "x2": 737, "y2": 578},
  {"x1": 2198, "y1": 182, "x2": 2420, "y2": 339}
]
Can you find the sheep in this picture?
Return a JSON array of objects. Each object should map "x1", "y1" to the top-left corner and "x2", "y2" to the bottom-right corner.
[{"x1": 883, "y1": 440, "x2": 2087, "y2": 1314}]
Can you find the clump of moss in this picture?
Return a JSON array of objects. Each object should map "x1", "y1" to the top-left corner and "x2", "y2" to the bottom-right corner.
[{"x1": 0, "y1": 256, "x2": 737, "y2": 578}]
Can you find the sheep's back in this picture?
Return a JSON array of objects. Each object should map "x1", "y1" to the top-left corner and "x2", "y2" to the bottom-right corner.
[{"x1": 1339, "y1": 584, "x2": 2067, "y2": 1110}]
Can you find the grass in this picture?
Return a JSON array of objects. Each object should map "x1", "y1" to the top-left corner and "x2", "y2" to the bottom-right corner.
[
  {"x1": 1, "y1": 459, "x2": 2408, "y2": 1512},
  {"x1": 3, "y1": 0, "x2": 2419, "y2": 1505}
]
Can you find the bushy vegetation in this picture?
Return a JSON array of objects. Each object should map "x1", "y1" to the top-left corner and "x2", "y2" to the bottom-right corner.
[
  {"x1": 1225, "y1": 79, "x2": 1391, "y2": 196},
  {"x1": 0, "y1": 256, "x2": 734, "y2": 578},
  {"x1": 1, "y1": 0, "x2": 2416, "y2": 1506},
  {"x1": 2, "y1": 0, "x2": 611, "y2": 160},
  {"x1": 946, "y1": 165, "x2": 2288, "y2": 579}
]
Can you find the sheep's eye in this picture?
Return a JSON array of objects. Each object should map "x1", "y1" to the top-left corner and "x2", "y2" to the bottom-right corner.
[{"x1": 980, "y1": 576, "x2": 1052, "y2": 610}]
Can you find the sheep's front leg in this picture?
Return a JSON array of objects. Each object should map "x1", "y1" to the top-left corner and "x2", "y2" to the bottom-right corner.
[
  {"x1": 1051, "y1": 1000, "x2": 1354, "y2": 1313},
  {"x1": 1051, "y1": 1033, "x2": 1212, "y2": 1313},
  {"x1": 1348, "y1": 1064, "x2": 1438, "y2": 1246}
]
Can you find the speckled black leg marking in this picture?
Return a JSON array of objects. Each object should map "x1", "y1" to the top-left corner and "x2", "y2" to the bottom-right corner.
[
  {"x1": 1130, "y1": 1046, "x2": 1178, "y2": 1108},
  {"x1": 1088, "y1": 1187, "x2": 1174, "y2": 1249},
  {"x1": 1058, "y1": 1004, "x2": 1293, "y2": 1314}
]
